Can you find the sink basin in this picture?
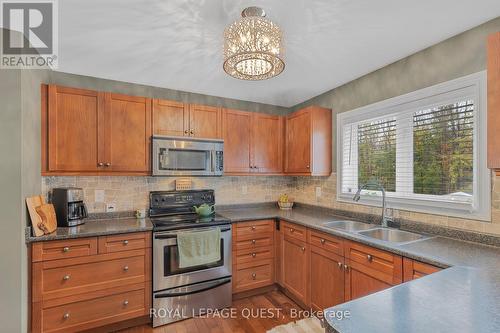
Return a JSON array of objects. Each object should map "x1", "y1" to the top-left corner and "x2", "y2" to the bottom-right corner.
[
  {"x1": 358, "y1": 228, "x2": 428, "y2": 244},
  {"x1": 322, "y1": 220, "x2": 377, "y2": 232}
]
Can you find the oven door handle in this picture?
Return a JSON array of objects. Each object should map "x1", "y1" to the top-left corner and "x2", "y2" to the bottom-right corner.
[
  {"x1": 154, "y1": 278, "x2": 231, "y2": 298},
  {"x1": 154, "y1": 226, "x2": 231, "y2": 239}
]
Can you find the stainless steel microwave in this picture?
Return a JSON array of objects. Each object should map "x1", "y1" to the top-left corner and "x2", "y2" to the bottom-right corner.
[{"x1": 152, "y1": 136, "x2": 224, "y2": 176}]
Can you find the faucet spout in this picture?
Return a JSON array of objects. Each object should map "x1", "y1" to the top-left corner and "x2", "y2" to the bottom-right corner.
[{"x1": 352, "y1": 181, "x2": 389, "y2": 227}]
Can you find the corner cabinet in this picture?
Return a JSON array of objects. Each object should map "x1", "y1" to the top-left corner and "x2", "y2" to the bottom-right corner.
[
  {"x1": 487, "y1": 32, "x2": 500, "y2": 170},
  {"x1": 222, "y1": 109, "x2": 284, "y2": 175},
  {"x1": 285, "y1": 106, "x2": 332, "y2": 175},
  {"x1": 42, "y1": 84, "x2": 151, "y2": 175}
]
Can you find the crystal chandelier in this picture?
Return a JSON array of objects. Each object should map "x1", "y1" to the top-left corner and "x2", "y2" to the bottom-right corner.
[{"x1": 223, "y1": 7, "x2": 284, "y2": 80}]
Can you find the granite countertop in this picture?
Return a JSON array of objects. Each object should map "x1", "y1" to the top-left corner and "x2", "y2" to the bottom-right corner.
[
  {"x1": 218, "y1": 204, "x2": 500, "y2": 333},
  {"x1": 25, "y1": 217, "x2": 153, "y2": 243}
]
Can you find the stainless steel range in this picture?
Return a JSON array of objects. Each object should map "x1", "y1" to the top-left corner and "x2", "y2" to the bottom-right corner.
[{"x1": 149, "y1": 190, "x2": 232, "y2": 327}]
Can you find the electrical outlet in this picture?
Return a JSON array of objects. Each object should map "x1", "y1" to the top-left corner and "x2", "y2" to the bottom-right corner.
[
  {"x1": 315, "y1": 187, "x2": 322, "y2": 198},
  {"x1": 106, "y1": 203, "x2": 116, "y2": 213},
  {"x1": 242, "y1": 185, "x2": 248, "y2": 195},
  {"x1": 95, "y1": 189, "x2": 105, "y2": 203}
]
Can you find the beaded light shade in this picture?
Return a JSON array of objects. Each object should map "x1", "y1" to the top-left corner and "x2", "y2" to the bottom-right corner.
[{"x1": 223, "y1": 7, "x2": 285, "y2": 80}]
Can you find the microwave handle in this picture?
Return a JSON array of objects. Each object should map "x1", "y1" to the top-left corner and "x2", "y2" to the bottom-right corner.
[{"x1": 210, "y1": 150, "x2": 215, "y2": 172}]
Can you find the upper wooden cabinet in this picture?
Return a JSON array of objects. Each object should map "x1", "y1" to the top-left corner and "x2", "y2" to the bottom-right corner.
[
  {"x1": 222, "y1": 109, "x2": 284, "y2": 175},
  {"x1": 285, "y1": 106, "x2": 332, "y2": 176},
  {"x1": 43, "y1": 84, "x2": 151, "y2": 175},
  {"x1": 152, "y1": 99, "x2": 221, "y2": 139},
  {"x1": 487, "y1": 32, "x2": 500, "y2": 170}
]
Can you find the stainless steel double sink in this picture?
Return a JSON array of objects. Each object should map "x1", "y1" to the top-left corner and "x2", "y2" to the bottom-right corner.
[{"x1": 322, "y1": 220, "x2": 430, "y2": 245}]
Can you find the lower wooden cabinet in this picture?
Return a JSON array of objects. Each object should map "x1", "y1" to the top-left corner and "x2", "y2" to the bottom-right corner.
[
  {"x1": 282, "y1": 235, "x2": 308, "y2": 304},
  {"x1": 403, "y1": 258, "x2": 441, "y2": 282},
  {"x1": 30, "y1": 232, "x2": 151, "y2": 333},
  {"x1": 309, "y1": 245, "x2": 344, "y2": 311}
]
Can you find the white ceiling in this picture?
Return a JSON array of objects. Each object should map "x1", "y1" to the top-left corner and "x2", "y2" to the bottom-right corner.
[{"x1": 57, "y1": 0, "x2": 500, "y2": 107}]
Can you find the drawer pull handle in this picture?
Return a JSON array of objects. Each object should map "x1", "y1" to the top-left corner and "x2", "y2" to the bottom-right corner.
[
  {"x1": 251, "y1": 239, "x2": 256, "y2": 244},
  {"x1": 251, "y1": 253, "x2": 256, "y2": 258},
  {"x1": 123, "y1": 266, "x2": 129, "y2": 272},
  {"x1": 251, "y1": 226, "x2": 256, "y2": 230},
  {"x1": 290, "y1": 228, "x2": 294, "y2": 233},
  {"x1": 320, "y1": 238, "x2": 325, "y2": 244},
  {"x1": 301, "y1": 247, "x2": 305, "y2": 252},
  {"x1": 63, "y1": 313, "x2": 70, "y2": 320},
  {"x1": 344, "y1": 264, "x2": 349, "y2": 272},
  {"x1": 367, "y1": 254, "x2": 373, "y2": 262},
  {"x1": 62, "y1": 275, "x2": 70, "y2": 281},
  {"x1": 123, "y1": 300, "x2": 129, "y2": 306},
  {"x1": 251, "y1": 273, "x2": 256, "y2": 280},
  {"x1": 338, "y1": 262, "x2": 342, "y2": 268},
  {"x1": 62, "y1": 247, "x2": 70, "y2": 253},
  {"x1": 123, "y1": 240, "x2": 129, "y2": 245}
]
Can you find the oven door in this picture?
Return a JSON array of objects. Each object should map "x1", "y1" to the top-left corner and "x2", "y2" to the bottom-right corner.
[
  {"x1": 152, "y1": 136, "x2": 223, "y2": 176},
  {"x1": 153, "y1": 225, "x2": 232, "y2": 291}
]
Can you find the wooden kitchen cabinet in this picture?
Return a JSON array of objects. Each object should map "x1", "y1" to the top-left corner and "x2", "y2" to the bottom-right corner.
[
  {"x1": 103, "y1": 93, "x2": 151, "y2": 173},
  {"x1": 487, "y1": 32, "x2": 500, "y2": 170},
  {"x1": 285, "y1": 106, "x2": 332, "y2": 176},
  {"x1": 30, "y1": 232, "x2": 151, "y2": 333},
  {"x1": 43, "y1": 84, "x2": 151, "y2": 175},
  {"x1": 223, "y1": 108, "x2": 284, "y2": 175},
  {"x1": 403, "y1": 258, "x2": 441, "y2": 282},
  {"x1": 45, "y1": 85, "x2": 103, "y2": 173},
  {"x1": 152, "y1": 99, "x2": 221, "y2": 139},
  {"x1": 282, "y1": 233, "x2": 309, "y2": 305}
]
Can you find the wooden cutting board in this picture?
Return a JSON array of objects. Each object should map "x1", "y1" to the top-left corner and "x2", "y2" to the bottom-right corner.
[
  {"x1": 26, "y1": 195, "x2": 46, "y2": 237},
  {"x1": 35, "y1": 204, "x2": 57, "y2": 235}
]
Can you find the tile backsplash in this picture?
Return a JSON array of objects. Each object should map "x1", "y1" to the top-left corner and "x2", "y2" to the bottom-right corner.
[{"x1": 42, "y1": 176, "x2": 295, "y2": 213}]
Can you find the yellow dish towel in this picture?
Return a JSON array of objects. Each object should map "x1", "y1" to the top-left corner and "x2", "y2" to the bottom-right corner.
[{"x1": 177, "y1": 228, "x2": 221, "y2": 268}]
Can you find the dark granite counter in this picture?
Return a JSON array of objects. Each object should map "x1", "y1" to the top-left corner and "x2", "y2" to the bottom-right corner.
[
  {"x1": 218, "y1": 204, "x2": 500, "y2": 333},
  {"x1": 25, "y1": 217, "x2": 153, "y2": 243}
]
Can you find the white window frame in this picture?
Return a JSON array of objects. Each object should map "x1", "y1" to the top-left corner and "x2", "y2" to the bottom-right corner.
[{"x1": 336, "y1": 71, "x2": 490, "y2": 221}]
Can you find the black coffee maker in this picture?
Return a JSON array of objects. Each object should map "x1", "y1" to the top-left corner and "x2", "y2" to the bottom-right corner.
[{"x1": 52, "y1": 187, "x2": 88, "y2": 227}]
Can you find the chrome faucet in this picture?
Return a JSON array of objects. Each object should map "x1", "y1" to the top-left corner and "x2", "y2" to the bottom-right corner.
[{"x1": 353, "y1": 182, "x2": 390, "y2": 227}]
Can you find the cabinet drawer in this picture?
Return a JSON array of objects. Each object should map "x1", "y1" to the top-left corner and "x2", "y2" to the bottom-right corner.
[
  {"x1": 281, "y1": 221, "x2": 306, "y2": 242},
  {"x1": 236, "y1": 246, "x2": 273, "y2": 266},
  {"x1": 32, "y1": 238, "x2": 98, "y2": 262},
  {"x1": 235, "y1": 220, "x2": 274, "y2": 239},
  {"x1": 235, "y1": 236, "x2": 273, "y2": 251},
  {"x1": 308, "y1": 229, "x2": 343, "y2": 256},
  {"x1": 42, "y1": 288, "x2": 145, "y2": 333},
  {"x1": 345, "y1": 241, "x2": 402, "y2": 281},
  {"x1": 38, "y1": 255, "x2": 145, "y2": 300},
  {"x1": 234, "y1": 260, "x2": 273, "y2": 292},
  {"x1": 98, "y1": 232, "x2": 149, "y2": 254}
]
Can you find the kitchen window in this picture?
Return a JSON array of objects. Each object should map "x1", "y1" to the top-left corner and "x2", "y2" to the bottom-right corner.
[{"x1": 337, "y1": 72, "x2": 490, "y2": 220}]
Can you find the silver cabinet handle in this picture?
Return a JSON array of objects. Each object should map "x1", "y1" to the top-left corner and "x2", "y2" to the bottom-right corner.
[
  {"x1": 251, "y1": 226, "x2": 256, "y2": 230},
  {"x1": 63, "y1": 275, "x2": 70, "y2": 281},
  {"x1": 62, "y1": 247, "x2": 70, "y2": 253},
  {"x1": 184, "y1": 129, "x2": 189, "y2": 135},
  {"x1": 190, "y1": 129, "x2": 194, "y2": 135},
  {"x1": 251, "y1": 239, "x2": 256, "y2": 244},
  {"x1": 320, "y1": 238, "x2": 325, "y2": 244},
  {"x1": 344, "y1": 264, "x2": 349, "y2": 272},
  {"x1": 251, "y1": 273, "x2": 256, "y2": 280},
  {"x1": 367, "y1": 254, "x2": 373, "y2": 262},
  {"x1": 105, "y1": 163, "x2": 111, "y2": 167},
  {"x1": 63, "y1": 313, "x2": 70, "y2": 320},
  {"x1": 251, "y1": 253, "x2": 256, "y2": 258},
  {"x1": 290, "y1": 228, "x2": 294, "y2": 233},
  {"x1": 306, "y1": 165, "x2": 310, "y2": 169},
  {"x1": 123, "y1": 266, "x2": 129, "y2": 272},
  {"x1": 123, "y1": 300, "x2": 129, "y2": 306},
  {"x1": 301, "y1": 247, "x2": 305, "y2": 252},
  {"x1": 97, "y1": 162, "x2": 104, "y2": 167},
  {"x1": 123, "y1": 240, "x2": 129, "y2": 245},
  {"x1": 338, "y1": 262, "x2": 343, "y2": 268}
]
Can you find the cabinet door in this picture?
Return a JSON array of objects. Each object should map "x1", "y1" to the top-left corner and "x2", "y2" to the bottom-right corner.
[
  {"x1": 282, "y1": 236, "x2": 308, "y2": 304},
  {"x1": 222, "y1": 109, "x2": 252, "y2": 173},
  {"x1": 274, "y1": 223, "x2": 284, "y2": 286},
  {"x1": 344, "y1": 260, "x2": 395, "y2": 301},
  {"x1": 189, "y1": 104, "x2": 221, "y2": 139},
  {"x1": 285, "y1": 109, "x2": 311, "y2": 173},
  {"x1": 152, "y1": 99, "x2": 188, "y2": 136},
  {"x1": 252, "y1": 113, "x2": 284, "y2": 173},
  {"x1": 309, "y1": 246, "x2": 344, "y2": 311},
  {"x1": 103, "y1": 93, "x2": 151, "y2": 173},
  {"x1": 47, "y1": 85, "x2": 103, "y2": 172},
  {"x1": 403, "y1": 258, "x2": 440, "y2": 282}
]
